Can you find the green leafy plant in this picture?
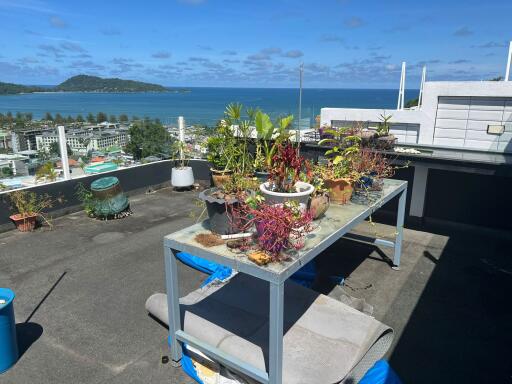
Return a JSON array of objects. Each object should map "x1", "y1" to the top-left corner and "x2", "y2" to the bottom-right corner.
[
  {"x1": 171, "y1": 140, "x2": 190, "y2": 168},
  {"x1": 35, "y1": 162, "x2": 58, "y2": 183},
  {"x1": 376, "y1": 113, "x2": 392, "y2": 136},
  {"x1": 220, "y1": 173, "x2": 259, "y2": 197},
  {"x1": 254, "y1": 111, "x2": 292, "y2": 171},
  {"x1": 75, "y1": 182, "x2": 96, "y2": 217},
  {"x1": 319, "y1": 129, "x2": 361, "y2": 180}
]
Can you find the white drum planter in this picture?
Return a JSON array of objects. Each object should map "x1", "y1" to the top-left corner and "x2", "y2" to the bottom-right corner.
[
  {"x1": 171, "y1": 167, "x2": 195, "y2": 188},
  {"x1": 259, "y1": 181, "x2": 314, "y2": 205}
]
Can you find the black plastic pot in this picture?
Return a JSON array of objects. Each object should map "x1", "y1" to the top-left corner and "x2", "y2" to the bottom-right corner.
[{"x1": 198, "y1": 188, "x2": 240, "y2": 235}]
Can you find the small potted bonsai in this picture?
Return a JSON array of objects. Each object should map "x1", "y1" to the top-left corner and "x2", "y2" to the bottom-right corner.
[
  {"x1": 319, "y1": 131, "x2": 361, "y2": 204},
  {"x1": 171, "y1": 141, "x2": 195, "y2": 188},
  {"x1": 375, "y1": 112, "x2": 396, "y2": 150},
  {"x1": 351, "y1": 148, "x2": 395, "y2": 205},
  {"x1": 259, "y1": 142, "x2": 314, "y2": 205},
  {"x1": 198, "y1": 173, "x2": 258, "y2": 235},
  {"x1": 8, "y1": 190, "x2": 54, "y2": 232}
]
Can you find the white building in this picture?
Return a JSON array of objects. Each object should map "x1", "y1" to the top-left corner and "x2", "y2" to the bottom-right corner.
[
  {"x1": 36, "y1": 129, "x2": 128, "y2": 154},
  {"x1": 321, "y1": 81, "x2": 512, "y2": 153}
]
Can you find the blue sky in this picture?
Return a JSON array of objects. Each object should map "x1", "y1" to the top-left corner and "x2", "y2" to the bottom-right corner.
[{"x1": 0, "y1": 0, "x2": 510, "y2": 88}]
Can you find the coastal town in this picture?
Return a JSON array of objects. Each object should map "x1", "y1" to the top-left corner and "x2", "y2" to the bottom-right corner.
[{"x1": 0, "y1": 113, "x2": 208, "y2": 190}]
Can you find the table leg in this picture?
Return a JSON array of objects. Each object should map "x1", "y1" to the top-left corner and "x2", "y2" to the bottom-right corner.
[
  {"x1": 164, "y1": 246, "x2": 183, "y2": 365},
  {"x1": 393, "y1": 188, "x2": 406, "y2": 270},
  {"x1": 268, "y1": 281, "x2": 284, "y2": 384}
]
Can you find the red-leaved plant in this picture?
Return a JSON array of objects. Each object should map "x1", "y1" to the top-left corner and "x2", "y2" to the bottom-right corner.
[
  {"x1": 234, "y1": 200, "x2": 313, "y2": 261},
  {"x1": 267, "y1": 143, "x2": 310, "y2": 193}
]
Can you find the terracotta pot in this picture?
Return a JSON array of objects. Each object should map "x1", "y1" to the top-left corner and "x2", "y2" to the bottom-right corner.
[
  {"x1": 324, "y1": 178, "x2": 353, "y2": 204},
  {"x1": 309, "y1": 193, "x2": 330, "y2": 220},
  {"x1": 9, "y1": 213, "x2": 38, "y2": 232},
  {"x1": 210, "y1": 168, "x2": 232, "y2": 188}
]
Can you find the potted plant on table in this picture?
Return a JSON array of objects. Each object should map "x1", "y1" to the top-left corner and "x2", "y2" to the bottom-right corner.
[
  {"x1": 198, "y1": 173, "x2": 258, "y2": 235},
  {"x1": 8, "y1": 190, "x2": 54, "y2": 232},
  {"x1": 253, "y1": 111, "x2": 292, "y2": 181},
  {"x1": 259, "y1": 142, "x2": 314, "y2": 205},
  {"x1": 171, "y1": 141, "x2": 195, "y2": 188},
  {"x1": 206, "y1": 103, "x2": 255, "y2": 186},
  {"x1": 351, "y1": 148, "x2": 395, "y2": 205},
  {"x1": 237, "y1": 198, "x2": 313, "y2": 263},
  {"x1": 319, "y1": 130, "x2": 361, "y2": 204},
  {"x1": 375, "y1": 112, "x2": 396, "y2": 150},
  {"x1": 306, "y1": 164, "x2": 331, "y2": 220}
]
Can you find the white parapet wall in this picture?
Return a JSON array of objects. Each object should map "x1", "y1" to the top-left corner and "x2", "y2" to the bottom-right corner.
[{"x1": 321, "y1": 81, "x2": 512, "y2": 152}]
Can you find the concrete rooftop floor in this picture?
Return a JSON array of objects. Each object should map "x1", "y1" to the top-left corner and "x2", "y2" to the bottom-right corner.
[{"x1": 1, "y1": 187, "x2": 511, "y2": 384}]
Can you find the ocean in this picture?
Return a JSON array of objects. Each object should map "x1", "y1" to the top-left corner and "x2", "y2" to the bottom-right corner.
[{"x1": 0, "y1": 87, "x2": 419, "y2": 127}]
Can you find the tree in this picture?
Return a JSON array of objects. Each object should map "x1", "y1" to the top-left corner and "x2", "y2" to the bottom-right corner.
[
  {"x1": 87, "y1": 113, "x2": 96, "y2": 124},
  {"x1": 1, "y1": 166, "x2": 13, "y2": 176},
  {"x1": 125, "y1": 119, "x2": 172, "y2": 160},
  {"x1": 405, "y1": 98, "x2": 419, "y2": 108},
  {"x1": 131, "y1": 115, "x2": 140, "y2": 122},
  {"x1": 76, "y1": 114, "x2": 84, "y2": 123},
  {"x1": 109, "y1": 114, "x2": 117, "y2": 123},
  {"x1": 44, "y1": 112, "x2": 54, "y2": 122},
  {"x1": 14, "y1": 112, "x2": 25, "y2": 130},
  {"x1": 119, "y1": 114, "x2": 128, "y2": 123},
  {"x1": 25, "y1": 112, "x2": 33, "y2": 122},
  {"x1": 96, "y1": 112, "x2": 107, "y2": 123},
  {"x1": 49, "y1": 141, "x2": 73, "y2": 156},
  {"x1": 6, "y1": 112, "x2": 13, "y2": 128},
  {"x1": 66, "y1": 115, "x2": 75, "y2": 124},
  {"x1": 55, "y1": 113, "x2": 64, "y2": 125}
]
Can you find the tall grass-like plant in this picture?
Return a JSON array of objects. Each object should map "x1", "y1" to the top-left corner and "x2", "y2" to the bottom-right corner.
[{"x1": 9, "y1": 190, "x2": 54, "y2": 217}]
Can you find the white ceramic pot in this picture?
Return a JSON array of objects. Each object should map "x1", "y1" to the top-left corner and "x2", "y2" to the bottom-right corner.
[
  {"x1": 259, "y1": 181, "x2": 314, "y2": 205},
  {"x1": 171, "y1": 166, "x2": 195, "y2": 188}
]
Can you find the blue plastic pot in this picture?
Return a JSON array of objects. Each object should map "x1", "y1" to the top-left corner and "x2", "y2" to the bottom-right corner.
[{"x1": 0, "y1": 288, "x2": 18, "y2": 374}]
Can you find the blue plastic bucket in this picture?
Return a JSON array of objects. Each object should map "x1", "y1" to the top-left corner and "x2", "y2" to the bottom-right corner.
[{"x1": 0, "y1": 288, "x2": 18, "y2": 374}]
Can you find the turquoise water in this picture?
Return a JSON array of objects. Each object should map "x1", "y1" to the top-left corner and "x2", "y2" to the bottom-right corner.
[{"x1": 0, "y1": 87, "x2": 418, "y2": 126}]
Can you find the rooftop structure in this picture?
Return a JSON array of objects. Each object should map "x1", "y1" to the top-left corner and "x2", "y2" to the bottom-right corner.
[
  {"x1": 321, "y1": 81, "x2": 512, "y2": 153},
  {"x1": 0, "y1": 185, "x2": 510, "y2": 383}
]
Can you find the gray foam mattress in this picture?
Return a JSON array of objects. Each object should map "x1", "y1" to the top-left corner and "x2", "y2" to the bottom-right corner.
[{"x1": 146, "y1": 274, "x2": 393, "y2": 383}]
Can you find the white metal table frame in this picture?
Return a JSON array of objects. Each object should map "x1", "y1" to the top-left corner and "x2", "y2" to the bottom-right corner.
[{"x1": 163, "y1": 179, "x2": 407, "y2": 384}]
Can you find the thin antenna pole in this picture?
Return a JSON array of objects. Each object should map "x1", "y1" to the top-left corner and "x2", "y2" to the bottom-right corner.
[
  {"x1": 58, "y1": 125, "x2": 70, "y2": 180},
  {"x1": 297, "y1": 63, "x2": 303, "y2": 153},
  {"x1": 418, "y1": 66, "x2": 426, "y2": 108},
  {"x1": 397, "y1": 62, "x2": 405, "y2": 110},
  {"x1": 178, "y1": 116, "x2": 185, "y2": 162},
  {"x1": 505, "y1": 41, "x2": 512, "y2": 81},
  {"x1": 401, "y1": 62, "x2": 406, "y2": 110}
]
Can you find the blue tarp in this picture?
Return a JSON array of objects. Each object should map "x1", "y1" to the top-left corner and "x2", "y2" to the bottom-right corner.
[
  {"x1": 176, "y1": 252, "x2": 343, "y2": 288},
  {"x1": 359, "y1": 360, "x2": 402, "y2": 384}
]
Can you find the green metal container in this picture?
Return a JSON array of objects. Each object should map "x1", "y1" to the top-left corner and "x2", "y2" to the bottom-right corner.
[{"x1": 90, "y1": 176, "x2": 129, "y2": 217}]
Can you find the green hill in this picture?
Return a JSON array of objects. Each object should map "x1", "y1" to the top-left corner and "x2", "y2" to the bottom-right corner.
[
  {"x1": 0, "y1": 81, "x2": 46, "y2": 95},
  {"x1": 55, "y1": 75, "x2": 168, "y2": 92}
]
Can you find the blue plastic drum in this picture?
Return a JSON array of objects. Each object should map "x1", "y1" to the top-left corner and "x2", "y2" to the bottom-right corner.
[{"x1": 0, "y1": 288, "x2": 18, "y2": 374}]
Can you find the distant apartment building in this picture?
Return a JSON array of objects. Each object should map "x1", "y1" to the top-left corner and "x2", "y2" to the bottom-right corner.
[
  {"x1": 36, "y1": 124, "x2": 129, "y2": 154},
  {"x1": 10, "y1": 128, "x2": 53, "y2": 152}
]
